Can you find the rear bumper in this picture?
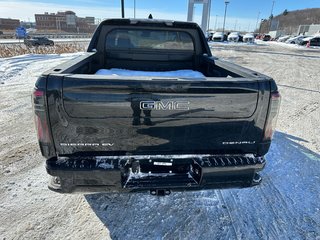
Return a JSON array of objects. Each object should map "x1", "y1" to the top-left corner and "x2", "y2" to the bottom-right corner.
[{"x1": 46, "y1": 154, "x2": 265, "y2": 193}]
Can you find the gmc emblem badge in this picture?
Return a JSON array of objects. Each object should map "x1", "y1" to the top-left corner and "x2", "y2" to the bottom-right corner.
[{"x1": 140, "y1": 101, "x2": 190, "y2": 110}]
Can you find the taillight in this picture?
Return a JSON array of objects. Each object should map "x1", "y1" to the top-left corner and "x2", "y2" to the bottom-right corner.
[
  {"x1": 32, "y1": 88, "x2": 51, "y2": 143},
  {"x1": 264, "y1": 91, "x2": 281, "y2": 141},
  {"x1": 34, "y1": 114, "x2": 50, "y2": 143},
  {"x1": 33, "y1": 89, "x2": 44, "y2": 97}
]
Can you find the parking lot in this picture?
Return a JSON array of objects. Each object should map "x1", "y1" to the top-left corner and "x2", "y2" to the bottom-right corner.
[{"x1": 0, "y1": 42, "x2": 319, "y2": 239}]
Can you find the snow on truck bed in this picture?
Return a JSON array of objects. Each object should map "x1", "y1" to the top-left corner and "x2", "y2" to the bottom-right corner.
[{"x1": 95, "y1": 68, "x2": 206, "y2": 79}]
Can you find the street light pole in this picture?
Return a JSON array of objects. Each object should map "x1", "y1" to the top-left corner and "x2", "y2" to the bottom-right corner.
[
  {"x1": 222, "y1": 0, "x2": 230, "y2": 40},
  {"x1": 269, "y1": 1, "x2": 275, "y2": 32},
  {"x1": 255, "y1": 11, "x2": 260, "y2": 32},
  {"x1": 193, "y1": 6, "x2": 196, "y2": 21},
  {"x1": 121, "y1": 0, "x2": 125, "y2": 18},
  {"x1": 270, "y1": 1, "x2": 275, "y2": 17},
  {"x1": 259, "y1": 19, "x2": 264, "y2": 35},
  {"x1": 207, "y1": 0, "x2": 212, "y2": 31},
  {"x1": 134, "y1": 0, "x2": 136, "y2": 18},
  {"x1": 214, "y1": 15, "x2": 218, "y2": 30}
]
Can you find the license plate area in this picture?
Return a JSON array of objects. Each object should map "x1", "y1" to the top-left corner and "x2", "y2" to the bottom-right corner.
[
  {"x1": 121, "y1": 158, "x2": 202, "y2": 189},
  {"x1": 140, "y1": 158, "x2": 192, "y2": 174}
]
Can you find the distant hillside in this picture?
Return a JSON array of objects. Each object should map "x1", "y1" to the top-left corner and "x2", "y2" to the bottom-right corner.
[{"x1": 259, "y1": 8, "x2": 320, "y2": 34}]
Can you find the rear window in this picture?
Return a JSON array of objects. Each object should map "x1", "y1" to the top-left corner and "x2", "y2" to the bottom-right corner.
[{"x1": 106, "y1": 29, "x2": 194, "y2": 50}]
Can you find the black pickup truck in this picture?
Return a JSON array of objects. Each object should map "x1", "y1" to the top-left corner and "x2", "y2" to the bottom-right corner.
[
  {"x1": 33, "y1": 19, "x2": 280, "y2": 194},
  {"x1": 24, "y1": 37, "x2": 54, "y2": 47}
]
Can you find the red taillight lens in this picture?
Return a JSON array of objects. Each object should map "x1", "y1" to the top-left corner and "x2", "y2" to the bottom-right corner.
[
  {"x1": 33, "y1": 89, "x2": 44, "y2": 97},
  {"x1": 33, "y1": 88, "x2": 50, "y2": 143},
  {"x1": 264, "y1": 91, "x2": 281, "y2": 140},
  {"x1": 34, "y1": 114, "x2": 50, "y2": 143}
]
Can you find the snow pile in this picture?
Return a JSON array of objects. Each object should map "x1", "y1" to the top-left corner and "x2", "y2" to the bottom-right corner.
[
  {"x1": 0, "y1": 53, "x2": 84, "y2": 84},
  {"x1": 209, "y1": 41, "x2": 259, "y2": 47},
  {"x1": 95, "y1": 68, "x2": 206, "y2": 79}
]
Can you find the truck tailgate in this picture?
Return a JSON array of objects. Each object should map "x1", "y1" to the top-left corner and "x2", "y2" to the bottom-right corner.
[{"x1": 47, "y1": 75, "x2": 270, "y2": 156}]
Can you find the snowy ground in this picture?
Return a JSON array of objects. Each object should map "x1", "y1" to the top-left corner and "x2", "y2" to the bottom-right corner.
[{"x1": 0, "y1": 43, "x2": 319, "y2": 239}]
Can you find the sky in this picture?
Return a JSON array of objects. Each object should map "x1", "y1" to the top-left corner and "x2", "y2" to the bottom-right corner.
[{"x1": 0, "y1": 0, "x2": 319, "y2": 31}]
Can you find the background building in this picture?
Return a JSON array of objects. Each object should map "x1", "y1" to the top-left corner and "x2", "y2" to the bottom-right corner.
[
  {"x1": 35, "y1": 11, "x2": 96, "y2": 33},
  {"x1": 259, "y1": 8, "x2": 320, "y2": 35},
  {"x1": 0, "y1": 18, "x2": 20, "y2": 30},
  {"x1": 305, "y1": 24, "x2": 320, "y2": 35}
]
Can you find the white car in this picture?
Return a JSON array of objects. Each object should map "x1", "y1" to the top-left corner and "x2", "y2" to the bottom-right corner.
[
  {"x1": 243, "y1": 33, "x2": 255, "y2": 43},
  {"x1": 227, "y1": 32, "x2": 240, "y2": 42},
  {"x1": 301, "y1": 36, "x2": 314, "y2": 42},
  {"x1": 286, "y1": 35, "x2": 311, "y2": 44},
  {"x1": 277, "y1": 35, "x2": 291, "y2": 42},
  {"x1": 299, "y1": 35, "x2": 320, "y2": 46},
  {"x1": 212, "y1": 32, "x2": 224, "y2": 42}
]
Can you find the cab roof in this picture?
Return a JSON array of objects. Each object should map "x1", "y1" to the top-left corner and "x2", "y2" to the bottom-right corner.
[{"x1": 99, "y1": 18, "x2": 200, "y2": 29}]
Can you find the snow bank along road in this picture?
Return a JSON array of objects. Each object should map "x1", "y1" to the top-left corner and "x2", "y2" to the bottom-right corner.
[
  {"x1": 0, "y1": 38, "x2": 91, "y2": 44},
  {"x1": 0, "y1": 44, "x2": 319, "y2": 239}
]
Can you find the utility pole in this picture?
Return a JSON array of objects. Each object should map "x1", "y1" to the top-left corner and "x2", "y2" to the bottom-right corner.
[
  {"x1": 121, "y1": 0, "x2": 125, "y2": 18},
  {"x1": 134, "y1": 0, "x2": 136, "y2": 18}
]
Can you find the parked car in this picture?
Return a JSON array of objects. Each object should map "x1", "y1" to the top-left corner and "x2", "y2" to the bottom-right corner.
[
  {"x1": 243, "y1": 33, "x2": 255, "y2": 43},
  {"x1": 33, "y1": 18, "x2": 280, "y2": 194},
  {"x1": 277, "y1": 35, "x2": 291, "y2": 42},
  {"x1": 262, "y1": 34, "x2": 271, "y2": 41},
  {"x1": 206, "y1": 32, "x2": 214, "y2": 41},
  {"x1": 299, "y1": 36, "x2": 320, "y2": 47},
  {"x1": 255, "y1": 34, "x2": 263, "y2": 40},
  {"x1": 24, "y1": 37, "x2": 54, "y2": 47},
  {"x1": 212, "y1": 32, "x2": 224, "y2": 42},
  {"x1": 227, "y1": 32, "x2": 240, "y2": 42},
  {"x1": 286, "y1": 35, "x2": 311, "y2": 44}
]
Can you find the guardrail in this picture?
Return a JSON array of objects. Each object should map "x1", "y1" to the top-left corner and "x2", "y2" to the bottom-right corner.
[
  {"x1": 0, "y1": 33, "x2": 93, "y2": 40},
  {"x1": 0, "y1": 38, "x2": 91, "y2": 45}
]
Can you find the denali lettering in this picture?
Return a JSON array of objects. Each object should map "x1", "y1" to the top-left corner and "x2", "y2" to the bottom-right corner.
[
  {"x1": 140, "y1": 101, "x2": 190, "y2": 110},
  {"x1": 222, "y1": 141, "x2": 256, "y2": 145}
]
